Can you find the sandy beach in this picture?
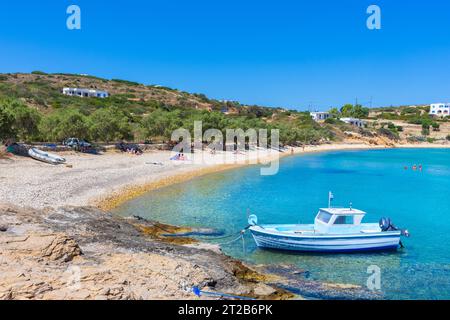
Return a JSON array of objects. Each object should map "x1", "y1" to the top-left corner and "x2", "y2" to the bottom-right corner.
[{"x1": 1, "y1": 142, "x2": 448, "y2": 211}]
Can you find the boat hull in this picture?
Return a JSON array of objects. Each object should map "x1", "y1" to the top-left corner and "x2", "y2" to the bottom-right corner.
[
  {"x1": 250, "y1": 227, "x2": 401, "y2": 253},
  {"x1": 28, "y1": 148, "x2": 66, "y2": 165}
]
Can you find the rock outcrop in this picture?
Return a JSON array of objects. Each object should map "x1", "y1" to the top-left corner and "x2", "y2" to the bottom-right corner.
[
  {"x1": 0, "y1": 204, "x2": 380, "y2": 300},
  {"x1": 0, "y1": 204, "x2": 289, "y2": 300},
  {"x1": 1, "y1": 233, "x2": 81, "y2": 262}
]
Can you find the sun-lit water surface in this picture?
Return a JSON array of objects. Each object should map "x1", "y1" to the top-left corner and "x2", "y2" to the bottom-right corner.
[{"x1": 113, "y1": 149, "x2": 450, "y2": 299}]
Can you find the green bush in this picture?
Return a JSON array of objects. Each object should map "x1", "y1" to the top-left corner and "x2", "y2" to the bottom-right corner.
[
  {"x1": 324, "y1": 118, "x2": 338, "y2": 124},
  {"x1": 377, "y1": 127, "x2": 399, "y2": 140},
  {"x1": 409, "y1": 117, "x2": 433, "y2": 126},
  {"x1": 10, "y1": 100, "x2": 41, "y2": 141},
  {"x1": 387, "y1": 122, "x2": 397, "y2": 130},
  {"x1": 0, "y1": 98, "x2": 41, "y2": 141},
  {"x1": 340, "y1": 104, "x2": 369, "y2": 118},
  {"x1": 432, "y1": 122, "x2": 440, "y2": 131},
  {"x1": 407, "y1": 136, "x2": 426, "y2": 143},
  {"x1": 0, "y1": 101, "x2": 15, "y2": 141},
  {"x1": 39, "y1": 108, "x2": 90, "y2": 142},
  {"x1": 140, "y1": 109, "x2": 184, "y2": 140},
  {"x1": 401, "y1": 107, "x2": 420, "y2": 115},
  {"x1": 31, "y1": 71, "x2": 48, "y2": 75},
  {"x1": 421, "y1": 123, "x2": 430, "y2": 136},
  {"x1": 89, "y1": 108, "x2": 133, "y2": 142},
  {"x1": 112, "y1": 79, "x2": 141, "y2": 86}
]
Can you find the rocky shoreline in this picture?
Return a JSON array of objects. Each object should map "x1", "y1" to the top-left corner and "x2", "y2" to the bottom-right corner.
[
  {"x1": 0, "y1": 204, "x2": 290, "y2": 300},
  {"x1": 0, "y1": 204, "x2": 380, "y2": 300}
]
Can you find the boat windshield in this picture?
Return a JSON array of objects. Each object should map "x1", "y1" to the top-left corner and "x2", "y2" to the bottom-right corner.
[
  {"x1": 334, "y1": 215, "x2": 353, "y2": 225},
  {"x1": 317, "y1": 211, "x2": 332, "y2": 223}
]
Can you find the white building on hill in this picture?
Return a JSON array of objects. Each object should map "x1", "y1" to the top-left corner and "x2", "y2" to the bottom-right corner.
[
  {"x1": 340, "y1": 117, "x2": 366, "y2": 128},
  {"x1": 62, "y1": 88, "x2": 109, "y2": 98},
  {"x1": 310, "y1": 112, "x2": 330, "y2": 121},
  {"x1": 429, "y1": 103, "x2": 450, "y2": 117}
]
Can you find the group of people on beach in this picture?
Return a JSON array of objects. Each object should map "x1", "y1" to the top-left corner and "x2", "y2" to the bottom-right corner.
[
  {"x1": 404, "y1": 164, "x2": 423, "y2": 171},
  {"x1": 116, "y1": 142, "x2": 143, "y2": 155}
]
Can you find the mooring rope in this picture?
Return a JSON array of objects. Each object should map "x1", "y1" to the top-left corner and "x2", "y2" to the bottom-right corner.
[
  {"x1": 197, "y1": 227, "x2": 250, "y2": 245},
  {"x1": 218, "y1": 233, "x2": 245, "y2": 246}
]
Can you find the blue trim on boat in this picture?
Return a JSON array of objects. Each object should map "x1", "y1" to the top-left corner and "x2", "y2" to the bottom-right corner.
[{"x1": 257, "y1": 244, "x2": 400, "y2": 253}]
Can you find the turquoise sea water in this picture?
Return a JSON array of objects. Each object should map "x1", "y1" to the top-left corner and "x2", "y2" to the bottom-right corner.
[{"x1": 113, "y1": 149, "x2": 450, "y2": 299}]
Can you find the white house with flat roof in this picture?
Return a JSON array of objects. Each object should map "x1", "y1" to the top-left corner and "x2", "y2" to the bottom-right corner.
[
  {"x1": 429, "y1": 103, "x2": 450, "y2": 117},
  {"x1": 340, "y1": 117, "x2": 366, "y2": 128},
  {"x1": 310, "y1": 112, "x2": 330, "y2": 121},
  {"x1": 62, "y1": 88, "x2": 109, "y2": 98}
]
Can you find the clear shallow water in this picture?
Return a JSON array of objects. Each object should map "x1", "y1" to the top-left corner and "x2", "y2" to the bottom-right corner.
[{"x1": 113, "y1": 149, "x2": 450, "y2": 299}]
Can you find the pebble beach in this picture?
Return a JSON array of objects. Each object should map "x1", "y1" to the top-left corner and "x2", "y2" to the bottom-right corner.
[{"x1": 0, "y1": 143, "x2": 394, "y2": 211}]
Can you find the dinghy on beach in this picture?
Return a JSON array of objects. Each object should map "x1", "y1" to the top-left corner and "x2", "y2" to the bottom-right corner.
[
  {"x1": 248, "y1": 192, "x2": 409, "y2": 253},
  {"x1": 28, "y1": 148, "x2": 66, "y2": 165}
]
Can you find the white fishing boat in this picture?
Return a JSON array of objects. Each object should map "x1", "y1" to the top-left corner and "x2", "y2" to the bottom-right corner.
[
  {"x1": 28, "y1": 148, "x2": 66, "y2": 165},
  {"x1": 248, "y1": 192, "x2": 409, "y2": 253}
]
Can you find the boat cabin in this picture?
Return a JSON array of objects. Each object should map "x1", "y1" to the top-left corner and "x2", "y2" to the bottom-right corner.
[{"x1": 314, "y1": 208, "x2": 367, "y2": 234}]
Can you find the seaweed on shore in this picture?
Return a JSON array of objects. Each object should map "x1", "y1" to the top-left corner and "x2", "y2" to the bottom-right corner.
[{"x1": 133, "y1": 221, "x2": 196, "y2": 245}]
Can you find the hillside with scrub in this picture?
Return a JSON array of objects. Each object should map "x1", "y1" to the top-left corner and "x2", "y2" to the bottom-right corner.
[
  {"x1": 0, "y1": 72, "x2": 332, "y2": 145},
  {"x1": 0, "y1": 72, "x2": 449, "y2": 146},
  {"x1": 366, "y1": 105, "x2": 450, "y2": 143}
]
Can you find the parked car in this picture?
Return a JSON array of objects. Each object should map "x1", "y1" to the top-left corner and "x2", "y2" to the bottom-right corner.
[
  {"x1": 63, "y1": 138, "x2": 98, "y2": 153},
  {"x1": 63, "y1": 138, "x2": 92, "y2": 148}
]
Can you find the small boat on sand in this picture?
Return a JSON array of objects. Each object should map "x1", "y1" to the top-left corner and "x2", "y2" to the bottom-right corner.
[
  {"x1": 248, "y1": 193, "x2": 409, "y2": 253},
  {"x1": 28, "y1": 148, "x2": 66, "y2": 165}
]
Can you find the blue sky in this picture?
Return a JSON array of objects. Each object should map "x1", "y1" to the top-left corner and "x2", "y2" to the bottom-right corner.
[{"x1": 1, "y1": 1, "x2": 450, "y2": 110}]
